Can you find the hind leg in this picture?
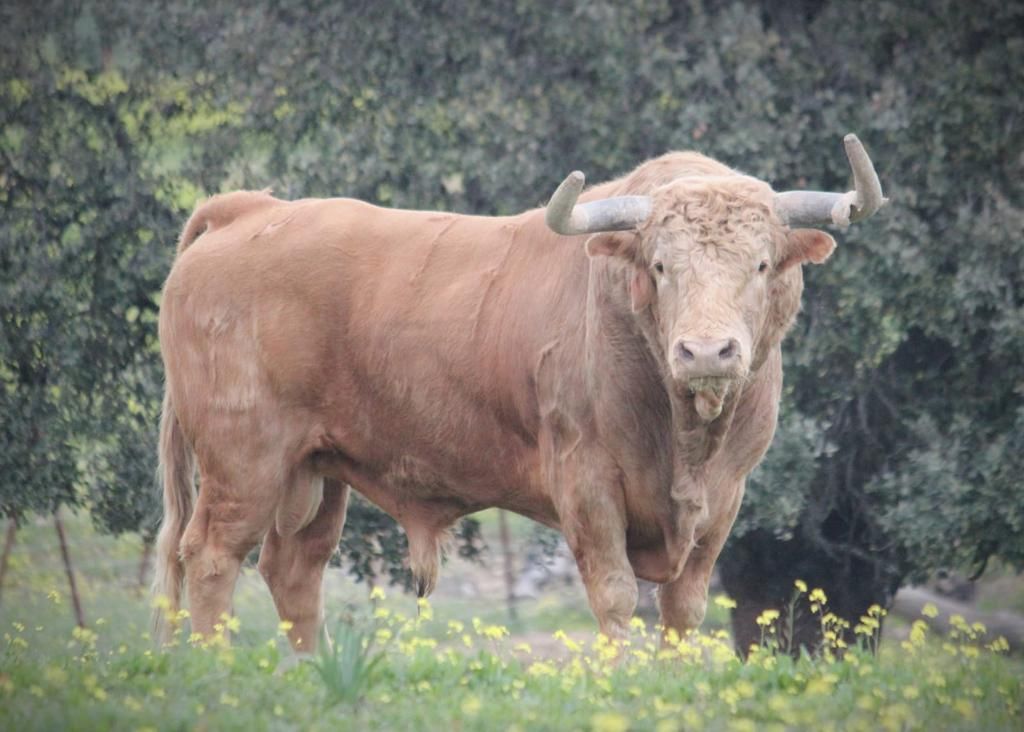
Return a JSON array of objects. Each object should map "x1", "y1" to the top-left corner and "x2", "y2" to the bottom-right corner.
[
  {"x1": 258, "y1": 478, "x2": 349, "y2": 654},
  {"x1": 181, "y1": 473, "x2": 275, "y2": 641}
]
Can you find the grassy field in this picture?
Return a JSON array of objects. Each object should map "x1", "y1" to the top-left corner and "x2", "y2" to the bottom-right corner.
[{"x1": 0, "y1": 513, "x2": 1021, "y2": 731}]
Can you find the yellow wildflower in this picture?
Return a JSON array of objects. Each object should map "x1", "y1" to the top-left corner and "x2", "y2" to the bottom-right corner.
[
  {"x1": 988, "y1": 636, "x2": 1010, "y2": 653},
  {"x1": 714, "y1": 594, "x2": 737, "y2": 610},
  {"x1": 151, "y1": 594, "x2": 171, "y2": 611},
  {"x1": 481, "y1": 624, "x2": 508, "y2": 640},
  {"x1": 954, "y1": 699, "x2": 975, "y2": 720},
  {"x1": 734, "y1": 680, "x2": 756, "y2": 699},
  {"x1": 527, "y1": 661, "x2": 557, "y2": 677},
  {"x1": 553, "y1": 629, "x2": 582, "y2": 653},
  {"x1": 219, "y1": 613, "x2": 241, "y2": 633},
  {"x1": 416, "y1": 597, "x2": 434, "y2": 621},
  {"x1": 719, "y1": 686, "x2": 740, "y2": 708},
  {"x1": 591, "y1": 711, "x2": 630, "y2": 732}
]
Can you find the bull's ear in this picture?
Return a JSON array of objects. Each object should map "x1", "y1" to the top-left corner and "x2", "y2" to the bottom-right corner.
[
  {"x1": 585, "y1": 232, "x2": 636, "y2": 259},
  {"x1": 629, "y1": 268, "x2": 655, "y2": 312},
  {"x1": 778, "y1": 228, "x2": 836, "y2": 271}
]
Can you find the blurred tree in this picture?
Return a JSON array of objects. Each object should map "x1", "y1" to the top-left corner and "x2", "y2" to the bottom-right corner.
[
  {"x1": 718, "y1": 0, "x2": 1024, "y2": 653},
  {"x1": 2, "y1": 0, "x2": 1021, "y2": 640},
  {"x1": 0, "y1": 4, "x2": 173, "y2": 618}
]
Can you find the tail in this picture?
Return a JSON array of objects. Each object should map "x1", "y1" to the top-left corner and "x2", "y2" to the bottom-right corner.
[
  {"x1": 151, "y1": 389, "x2": 196, "y2": 643},
  {"x1": 175, "y1": 189, "x2": 277, "y2": 256}
]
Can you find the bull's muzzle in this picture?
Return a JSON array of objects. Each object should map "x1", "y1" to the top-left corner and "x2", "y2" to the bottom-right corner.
[
  {"x1": 674, "y1": 338, "x2": 740, "y2": 375},
  {"x1": 672, "y1": 338, "x2": 743, "y2": 422}
]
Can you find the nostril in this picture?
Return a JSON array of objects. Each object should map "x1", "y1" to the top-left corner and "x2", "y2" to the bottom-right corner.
[{"x1": 677, "y1": 338, "x2": 740, "y2": 370}]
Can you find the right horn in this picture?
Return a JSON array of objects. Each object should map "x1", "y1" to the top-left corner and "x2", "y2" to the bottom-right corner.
[
  {"x1": 545, "y1": 171, "x2": 652, "y2": 236},
  {"x1": 774, "y1": 134, "x2": 888, "y2": 228}
]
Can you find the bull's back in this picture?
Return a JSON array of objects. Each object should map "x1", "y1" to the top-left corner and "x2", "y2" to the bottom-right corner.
[{"x1": 159, "y1": 194, "x2": 553, "y2": 507}]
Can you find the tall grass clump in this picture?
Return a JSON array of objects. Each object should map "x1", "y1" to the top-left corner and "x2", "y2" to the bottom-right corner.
[{"x1": 310, "y1": 621, "x2": 386, "y2": 706}]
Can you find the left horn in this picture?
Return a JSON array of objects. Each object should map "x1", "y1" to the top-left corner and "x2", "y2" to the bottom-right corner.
[
  {"x1": 545, "y1": 171, "x2": 652, "y2": 236},
  {"x1": 774, "y1": 133, "x2": 888, "y2": 228}
]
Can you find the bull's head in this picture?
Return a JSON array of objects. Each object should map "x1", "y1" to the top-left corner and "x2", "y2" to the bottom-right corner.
[{"x1": 546, "y1": 134, "x2": 886, "y2": 426}]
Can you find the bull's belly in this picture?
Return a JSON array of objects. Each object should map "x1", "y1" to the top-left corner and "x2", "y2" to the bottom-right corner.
[{"x1": 311, "y1": 422, "x2": 557, "y2": 531}]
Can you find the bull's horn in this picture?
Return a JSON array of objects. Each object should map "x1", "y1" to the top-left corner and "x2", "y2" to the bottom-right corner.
[
  {"x1": 546, "y1": 170, "x2": 652, "y2": 236},
  {"x1": 774, "y1": 134, "x2": 889, "y2": 228}
]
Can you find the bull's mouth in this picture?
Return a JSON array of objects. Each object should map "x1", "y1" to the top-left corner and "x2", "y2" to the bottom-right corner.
[{"x1": 686, "y1": 376, "x2": 733, "y2": 422}]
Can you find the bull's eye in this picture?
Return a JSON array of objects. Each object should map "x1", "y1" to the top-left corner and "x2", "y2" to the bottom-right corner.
[
  {"x1": 653, "y1": 261, "x2": 665, "y2": 275},
  {"x1": 758, "y1": 260, "x2": 769, "y2": 273}
]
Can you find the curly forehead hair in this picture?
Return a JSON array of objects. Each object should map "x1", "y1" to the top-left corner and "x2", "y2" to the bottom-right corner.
[{"x1": 637, "y1": 176, "x2": 781, "y2": 261}]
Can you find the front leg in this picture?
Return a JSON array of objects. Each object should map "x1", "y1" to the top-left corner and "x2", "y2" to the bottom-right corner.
[
  {"x1": 557, "y1": 450, "x2": 638, "y2": 640},
  {"x1": 659, "y1": 483, "x2": 743, "y2": 638}
]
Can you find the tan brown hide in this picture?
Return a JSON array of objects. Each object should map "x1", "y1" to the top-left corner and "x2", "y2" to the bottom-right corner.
[{"x1": 153, "y1": 144, "x2": 880, "y2": 650}]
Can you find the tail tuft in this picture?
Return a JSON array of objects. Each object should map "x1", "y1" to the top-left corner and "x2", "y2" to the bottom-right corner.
[{"x1": 151, "y1": 390, "x2": 195, "y2": 644}]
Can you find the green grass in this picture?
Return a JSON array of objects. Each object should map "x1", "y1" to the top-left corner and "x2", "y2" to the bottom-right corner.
[{"x1": 0, "y1": 515, "x2": 1021, "y2": 731}]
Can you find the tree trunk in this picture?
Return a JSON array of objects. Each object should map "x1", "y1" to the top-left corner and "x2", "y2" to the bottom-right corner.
[
  {"x1": 719, "y1": 528, "x2": 900, "y2": 657},
  {"x1": 137, "y1": 538, "x2": 153, "y2": 591},
  {"x1": 54, "y1": 510, "x2": 86, "y2": 628},
  {"x1": 497, "y1": 510, "x2": 518, "y2": 623},
  {"x1": 0, "y1": 519, "x2": 16, "y2": 607}
]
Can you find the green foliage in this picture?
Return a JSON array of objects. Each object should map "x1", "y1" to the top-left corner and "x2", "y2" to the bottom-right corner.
[
  {"x1": 0, "y1": 7, "x2": 173, "y2": 524},
  {"x1": 736, "y1": 409, "x2": 832, "y2": 540},
  {"x1": 758, "y1": 0, "x2": 1024, "y2": 585},
  {"x1": 2, "y1": 0, "x2": 1022, "y2": 602}
]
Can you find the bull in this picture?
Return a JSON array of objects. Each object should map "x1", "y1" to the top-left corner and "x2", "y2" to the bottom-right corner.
[{"x1": 153, "y1": 134, "x2": 885, "y2": 651}]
